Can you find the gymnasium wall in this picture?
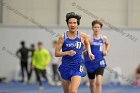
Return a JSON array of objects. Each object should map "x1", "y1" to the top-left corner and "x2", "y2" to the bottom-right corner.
[
  {"x1": 0, "y1": 25, "x2": 139, "y2": 84},
  {"x1": 2, "y1": 0, "x2": 140, "y2": 27}
]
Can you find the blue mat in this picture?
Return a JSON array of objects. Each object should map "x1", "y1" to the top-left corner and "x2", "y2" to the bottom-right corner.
[{"x1": 0, "y1": 82, "x2": 140, "y2": 93}]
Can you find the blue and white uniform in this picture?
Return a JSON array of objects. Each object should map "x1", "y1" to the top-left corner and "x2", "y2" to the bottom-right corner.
[
  {"x1": 84, "y1": 35, "x2": 106, "y2": 73},
  {"x1": 59, "y1": 31, "x2": 86, "y2": 80}
]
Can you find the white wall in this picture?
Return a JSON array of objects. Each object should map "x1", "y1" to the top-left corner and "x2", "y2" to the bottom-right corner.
[
  {"x1": 0, "y1": 25, "x2": 140, "y2": 84},
  {"x1": 60, "y1": 0, "x2": 128, "y2": 27},
  {"x1": 132, "y1": 0, "x2": 140, "y2": 27},
  {"x1": 2, "y1": 0, "x2": 140, "y2": 27},
  {"x1": 3, "y1": 0, "x2": 57, "y2": 26}
]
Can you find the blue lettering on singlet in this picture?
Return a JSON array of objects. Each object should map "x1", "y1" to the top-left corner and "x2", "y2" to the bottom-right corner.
[
  {"x1": 61, "y1": 31, "x2": 84, "y2": 67},
  {"x1": 84, "y1": 35, "x2": 106, "y2": 72}
]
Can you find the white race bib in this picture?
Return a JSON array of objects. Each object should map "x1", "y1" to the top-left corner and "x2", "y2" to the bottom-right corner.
[
  {"x1": 100, "y1": 60, "x2": 105, "y2": 67},
  {"x1": 79, "y1": 65, "x2": 84, "y2": 72}
]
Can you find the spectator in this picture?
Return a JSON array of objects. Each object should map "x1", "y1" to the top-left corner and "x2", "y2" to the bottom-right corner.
[
  {"x1": 133, "y1": 64, "x2": 140, "y2": 86},
  {"x1": 16, "y1": 41, "x2": 29, "y2": 82},
  {"x1": 28, "y1": 44, "x2": 35, "y2": 82},
  {"x1": 32, "y1": 42, "x2": 51, "y2": 90},
  {"x1": 51, "y1": 40, "x2": 61, "y2": 85},
  {"x1": 110, "y1": 67, "x2": 123, "y2": 86}
]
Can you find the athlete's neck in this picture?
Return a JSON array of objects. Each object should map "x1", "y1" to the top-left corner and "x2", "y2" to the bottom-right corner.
[
  {"x1": 93, "y1": 34, "x2": 100, "y2": 39},
  {"x1": 68, "y1": 31, "x2": 78, "y2": 35},
  {"x1": 67, "y1": 31, "x2": 78, "y2": 39}
]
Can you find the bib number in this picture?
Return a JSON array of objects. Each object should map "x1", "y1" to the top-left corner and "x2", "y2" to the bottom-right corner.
[
  {"x1": 76, "y1": 42, "x2": 82, "y2": 49},
  {"x1": 100, "y1": 60, "x2": 105, "y2": 67},
  {"x1": 79, "y1": 65, "x2": 84, "y2": 72}
]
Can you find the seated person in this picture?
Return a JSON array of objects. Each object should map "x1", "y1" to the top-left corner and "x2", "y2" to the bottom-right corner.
[
  {"x1": 0, "y1": 77, "x2": 6, "y2": 83},
  {"x1": 110, "y1": 67, "x2": 123, "y2": 86},
  {"x1": 134, "y1": 64, "x2": 140, "y2": 86}
]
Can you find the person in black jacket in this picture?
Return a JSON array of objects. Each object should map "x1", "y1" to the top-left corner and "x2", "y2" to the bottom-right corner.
[{"x1": 16, "y1": 41, "x2": 29, "y2": 82}]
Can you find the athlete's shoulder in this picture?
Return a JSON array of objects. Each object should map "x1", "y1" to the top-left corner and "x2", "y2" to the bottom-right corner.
[
  {"x1": 102, "y1": 35, "x2": 108, "y2": 41},
  {"x1": 102, "y1": 35, "x2": 109, "y2": 43},
  {"x1": 59, "y1": 34, "x2": 64, "y2": 39},
  {"x1": 58, "y1": 34, "x2": 64, "y2": 41},
  {"x1": 79, "y1": 32, "x2": 88, "y2": 38},
  {"x1": 102, "y1": 35, "x2": 107, "y2": 39},
  {"x1": 80, "y1": 32, "x2": 86, "y2": 36},
  {"x1": 57, "y1": 34, "x2": 65, "y2": 44}
]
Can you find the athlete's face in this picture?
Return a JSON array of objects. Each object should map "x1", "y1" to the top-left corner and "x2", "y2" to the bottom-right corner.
[
  {"x1": 67, "y1": 18, "x2": 78, "y2": 33},
  {"x1": 92, "y1": 24, "x2": 102, "y2": 35}
]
